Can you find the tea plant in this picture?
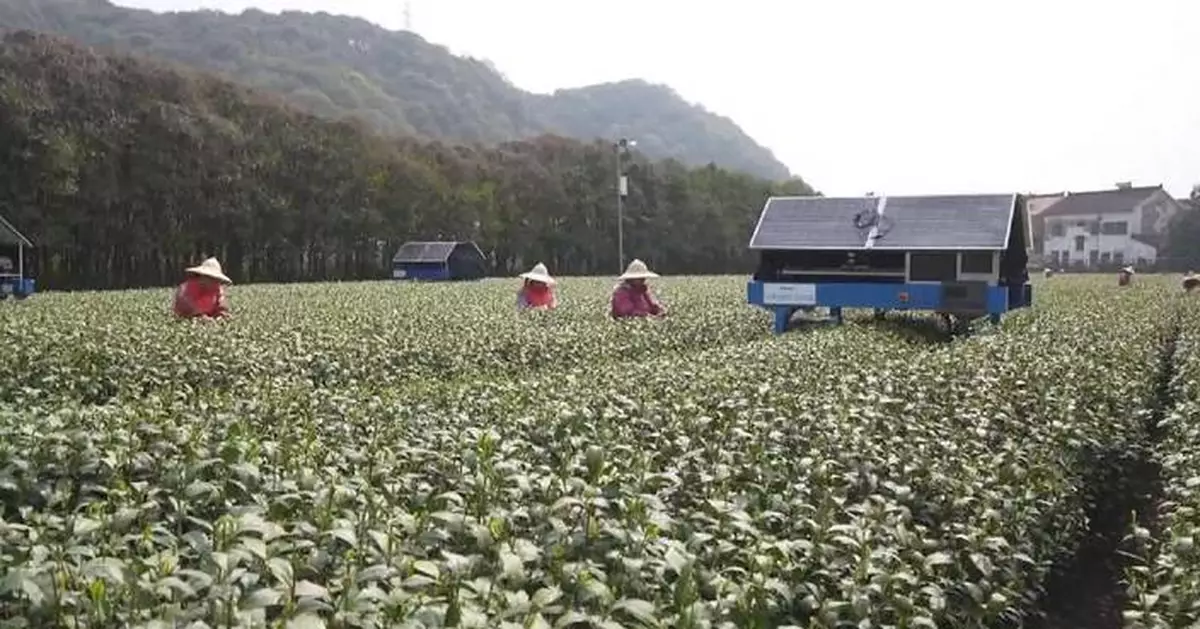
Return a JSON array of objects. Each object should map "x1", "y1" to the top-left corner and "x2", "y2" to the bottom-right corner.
[
  {"x1": 0, "y1": 274, "x2": 1181, "y2": 628},
  {"x1": 1124, "y1": 294, "x2": 1200, "y2": 629}
]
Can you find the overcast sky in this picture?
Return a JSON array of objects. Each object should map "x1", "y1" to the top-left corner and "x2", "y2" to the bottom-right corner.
[{"x1": 116, "y1": 0, "x2": 1198, "y2": 198}]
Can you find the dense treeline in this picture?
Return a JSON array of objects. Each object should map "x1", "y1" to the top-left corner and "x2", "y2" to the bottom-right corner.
[
  {"x1": 0, "y1": 32, "x2": 814, "y2": 290},
  {"x1": 1164, "y1": 187, "x2": 1200, "y2": 271},
  {"x1": 0, "y1": 0, "x2": 793, "y2": 180}
]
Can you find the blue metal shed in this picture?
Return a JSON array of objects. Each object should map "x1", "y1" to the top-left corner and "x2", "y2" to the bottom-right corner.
[
  {"x1": 392, "y1": 241, "x2": 487, "y2": 281},
  {"x1": 747, "y1": 193, "x2": 1033, "y2": 334},
  {"x1": 0, "y1": 215, "x2": 35, "y2": 299}
]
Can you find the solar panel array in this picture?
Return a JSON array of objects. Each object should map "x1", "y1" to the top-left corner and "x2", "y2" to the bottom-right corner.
[
  {"x1": 881, "y1": 195, "x2": 1015, "y2": 249},
  {"x1": 749, "y1": 197, "x2": 878, "y2": 249},
  {"x1": 749, "y1": 194, "x2": 1017, "y2": 251},
  {"x1": 392, "y1": 241, "x2": 458, "y2": 263}
]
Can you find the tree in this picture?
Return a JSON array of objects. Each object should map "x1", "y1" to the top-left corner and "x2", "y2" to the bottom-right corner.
[
  {"x1": 0, "y1": 32, "x2": 816, "y2": 290},
  {"x1": 1162, "y1": 183, "x2": 1200, "y2": 271}
]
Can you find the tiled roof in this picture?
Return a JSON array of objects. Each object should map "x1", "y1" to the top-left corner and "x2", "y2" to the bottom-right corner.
[{"x1": 1039, "y1": 186, "x2": 1163, "y2": 218}]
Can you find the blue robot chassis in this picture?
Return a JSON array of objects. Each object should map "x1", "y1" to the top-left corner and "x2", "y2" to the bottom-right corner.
[
  {"x1": 747, "y1": 280, "x2": 1033, "y2": 334},
  {"x1": 744, "y1": 192, "x2": 1036, "y2": 334}
]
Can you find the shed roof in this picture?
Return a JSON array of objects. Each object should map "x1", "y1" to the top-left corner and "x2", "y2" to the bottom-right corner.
[
  {"x1": 749, "y1": 193, "x2": 1020, "y2": 251},
  {"x1": 392, "y1": 241, "x2": 486, "y2": 263},
  {"x1": 393, "y1": 241, "x2": 458, "y2": 263},
  {"x1": 0, "y1": 215, "x2": 32, "y2": 247},
  {"x1": 1038, "y1": 186, "x2": 1163, "y2": 218}
]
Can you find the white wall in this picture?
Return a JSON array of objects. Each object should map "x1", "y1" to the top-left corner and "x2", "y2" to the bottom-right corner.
[{"x1": 1043, "y1": 210, "x2": 1158, "y2": 268}]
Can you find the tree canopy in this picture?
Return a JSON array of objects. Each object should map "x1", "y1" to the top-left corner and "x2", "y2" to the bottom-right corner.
[
  {"x1": 0, "y1": 31, "x2": 815, "y2": 290},
  {"x1": 1163, "y1": 186, "x2": 1200, "y2": 271},
  {"x1": 0, "y1": 0, "x2": 792, "y2": 180}
]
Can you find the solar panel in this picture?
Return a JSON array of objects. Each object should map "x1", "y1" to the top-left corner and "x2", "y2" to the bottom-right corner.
[
  {"x1": 749, "y1": 197, "x2": 878, "y2": 249},
  {"x1": 877, "y1": 195, "x2": 1015, "y2": 250},
  {"x1": 749, "y1": 194, "x2": 1016, "y2": 251},
  {"x1": 393, "y1": 242, "x2": 458, "y2": 263}
]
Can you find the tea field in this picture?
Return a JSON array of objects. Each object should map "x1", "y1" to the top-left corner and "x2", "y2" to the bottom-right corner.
[{"x1": 0, "y1": 275, "x2": 1197, "y2": 629}]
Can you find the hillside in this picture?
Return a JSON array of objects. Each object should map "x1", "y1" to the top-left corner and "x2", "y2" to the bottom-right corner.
[
  {"x1": 0, "y1": 0, "x2": 793, "y2": 180},
  {"x1": 0, "y1": 30, "x2": 813, "y2": 290}
]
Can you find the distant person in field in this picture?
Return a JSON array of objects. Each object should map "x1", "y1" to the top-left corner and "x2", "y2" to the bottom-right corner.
[
  {"x1": 516, "y1": 262, "x2": 557, "y2": 311},
  {"x1": 1184, "y1": 271, "x2": 1199, "y2": 293},
  {"x1": 1043, "y1": 268, "x2": 1053, "y2": 278},
  {"x1": 1118, "y1": 266, "x2": 1134, "y2": 287},
  {"x1": 611, "y1": 259, "x2": 666, "y2": 319},
  {"x1": 173, "y1": 257, "x2": 232, "y2": 319}
]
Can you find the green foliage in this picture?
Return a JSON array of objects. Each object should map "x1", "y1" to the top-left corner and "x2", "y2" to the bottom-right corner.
[
  {"x1": 0, "y1": 0, "x2": 792, "y2": 180},
  {"x1": 0, "y1": 274, "x2": 1184, "y2": 627},
  {"x1": 1123, "y1": 293, "x2": 1200, "y2": 628},
  {"x1": 0, "y1": 31, "x2": 813, "y2": 290},
  {"x1": 1163, "y1": 200, "x2": 1200, "y2": 272}
]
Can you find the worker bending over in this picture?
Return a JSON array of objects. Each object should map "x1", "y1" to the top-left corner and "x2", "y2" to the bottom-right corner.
[
  {"x1": 1117, "y1": 266, "x2": 1134, "y2": 287},
  {"x1": 517, "y1": 262, "x2": 557, "y2": 311},
  {"x1": 1184, "y1": 271, "x2": 1199, "y2": 293},
  {"x1": 611, "y1": 259, "x2": 666, "y2": 319},
  {"x1": 173, "y1": 257, "x2": 232, "y2": 319}
]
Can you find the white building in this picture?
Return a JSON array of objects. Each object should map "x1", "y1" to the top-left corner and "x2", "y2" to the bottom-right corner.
[{"x1": 1039, "y1": 184, "x2": 1184, "y2": 270}]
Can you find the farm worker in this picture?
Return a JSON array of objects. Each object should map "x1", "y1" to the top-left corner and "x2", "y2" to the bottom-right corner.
[
  {"x1": 1117, "y1": 266, "x2": 1134, "y2": 287},
  {"x1": 1184, "y1": 271, "x2": 1200, "y2": 293},
  {"x1": 611, "y1": 259, "x2": 666, "y2": 319},
  {"x1": 1043, "y1": 268, "x2": 1053, "y2": 278},
  {"x1": 172, "y1": 257, "x2": 232, "y2": 319},
  {"x1": 517, "y1": 262, "x2": 557, "y2": 310}
]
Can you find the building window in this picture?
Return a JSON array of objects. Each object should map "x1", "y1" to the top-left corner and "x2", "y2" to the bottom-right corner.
[
  {"x1": 1089, "y1": 250, "x2": 1100, "y2": 266},
  {"x1": 1101, "y1": 252, "x2": 1111, "y2": 264},
  {"x1": 1113, "y1": 252, "x2": 1124, "y2": 264},
  {"x1": 1050, "y1": 222, "x2": 1065, "y2": 237},
  {"x1": 1101, "y1": 221, "x2": 1128, "y2": 235},
  {"x1": 961, "y1": 252, "x2": 995, "y2": 275},
  {"x1": 1074, "y1": 236, "x2": 1086, "y2": 252},
  {"x1": 1088, "y1": 221, "x2": 1101, "y2": 235}
]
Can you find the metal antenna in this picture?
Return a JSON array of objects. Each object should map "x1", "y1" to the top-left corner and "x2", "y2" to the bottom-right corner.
[{"x1": 404, "y1": 1, "x2": 412, "y2": 31}]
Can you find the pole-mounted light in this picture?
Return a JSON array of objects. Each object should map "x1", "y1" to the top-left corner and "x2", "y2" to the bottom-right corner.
[{"x1": 615, "y1": 138, "x2": 636, "y2": 272}]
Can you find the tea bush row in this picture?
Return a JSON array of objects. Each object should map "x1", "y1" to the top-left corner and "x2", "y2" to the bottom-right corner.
[{"x1": 0, "y1": 275, "x2": 1180, "y2": 628}]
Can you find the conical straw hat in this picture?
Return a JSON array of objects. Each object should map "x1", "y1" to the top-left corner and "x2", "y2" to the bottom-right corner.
[
  {"x1": 1121, "y1": 266, "x2": 1135, "y2": 275},
  {"x1": 619, "y1": 259, "x2": 659, "y2": 280},
  {"x1": 185, "y1": 257, "x2": 232, "y2": 284},
  {"x1": 518, "y1": 262, "x2": 556, "y2": 285}
]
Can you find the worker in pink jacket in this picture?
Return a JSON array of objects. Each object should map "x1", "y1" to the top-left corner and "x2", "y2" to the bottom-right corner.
[{"x1": 611, "y1": 259, "x2": 666, "y2": 319}]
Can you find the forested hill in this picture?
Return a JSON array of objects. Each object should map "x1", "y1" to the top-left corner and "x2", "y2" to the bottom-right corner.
[
  {"x1": 0, "y1": 0, "x2": 793, "y2": 181},
  {"x1": 0, "y1": 31, "x2": 814, "y2": 290}
]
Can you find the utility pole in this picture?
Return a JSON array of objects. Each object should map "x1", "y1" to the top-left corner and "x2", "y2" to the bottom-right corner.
[
  {"x1": 615, "y1": 137, "x2": 635, "y2": 272},
  {"x1": 404, "y1": 1, "x2": 412, "y2": 31}
]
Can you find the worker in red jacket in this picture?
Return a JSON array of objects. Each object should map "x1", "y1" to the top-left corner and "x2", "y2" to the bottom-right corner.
[
  {"x1": 516, "y1": 262, "x2": 557, "y2": 311},
  {"x1": 611, "y1": 259, "x2": 666, "y2": 319},
  {"x1": 173, "y1": 257, "x2": 232, "y2": 319}
]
